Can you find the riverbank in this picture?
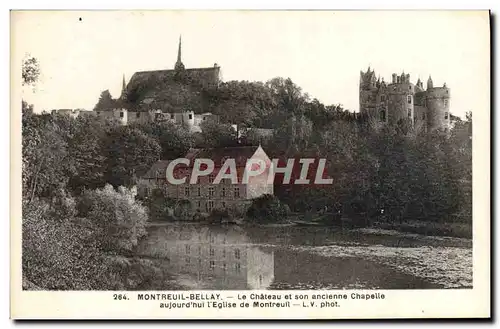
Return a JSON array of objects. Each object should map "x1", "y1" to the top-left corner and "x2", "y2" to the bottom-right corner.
[{"x1": 291, "y1": 243, "x2": 472, "y2": 288}]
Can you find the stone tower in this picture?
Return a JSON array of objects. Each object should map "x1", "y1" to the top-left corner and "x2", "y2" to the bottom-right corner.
[
  {"x1": 386, "y1": 71, "x2": 415, "y2": 125},
  {"x1": 426, "y1": 81, "x2": 451, "y2": 132}
]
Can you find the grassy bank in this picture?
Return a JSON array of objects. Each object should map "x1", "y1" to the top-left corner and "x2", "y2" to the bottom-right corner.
[{"x1": 371, "y1": 220, "x2": 472, "y2": 239}]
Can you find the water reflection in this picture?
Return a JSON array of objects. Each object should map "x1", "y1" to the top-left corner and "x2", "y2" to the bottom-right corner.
[
  {"x1": 139, "y1": 224, "x2": 442, "y2": 290},
  {"x1": 139, "y1": 224, "x2": 275, "y2": 290}
]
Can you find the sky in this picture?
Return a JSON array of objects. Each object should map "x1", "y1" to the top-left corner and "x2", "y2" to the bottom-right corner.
[{"x1": 12, "y1": 10, "x2": 490, "y2": 118}]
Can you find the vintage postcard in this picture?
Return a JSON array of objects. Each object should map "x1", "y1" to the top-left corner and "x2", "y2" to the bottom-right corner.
[{"x1": 10, "y1": 10, "x2": 490, "y2": 319}]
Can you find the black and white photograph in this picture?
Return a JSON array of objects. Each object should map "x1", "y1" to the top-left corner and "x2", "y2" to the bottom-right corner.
[{"x1": 10, "y1": 9, "x2": 490, "y2": 319}]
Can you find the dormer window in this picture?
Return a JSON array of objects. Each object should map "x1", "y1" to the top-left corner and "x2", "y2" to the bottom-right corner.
[
  {"x1": 119, "y1": 112, "x2": 124, "y2": 118},
  {"x1": 189, "y1": 114, "x2": 193, "y2": 120}
]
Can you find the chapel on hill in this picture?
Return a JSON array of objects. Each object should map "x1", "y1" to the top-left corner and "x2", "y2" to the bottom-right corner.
[{"x1": 119, "y1": 35, "x2": 221, "y2": 113}]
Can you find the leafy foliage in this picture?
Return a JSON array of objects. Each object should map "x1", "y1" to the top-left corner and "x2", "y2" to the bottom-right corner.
[
  {"x1": 94, "y1": 90, "x2": 118, "y2": 110},
  {"x1": 247, "y1": 194, "x2": 290, "y2": 222},
  {"x1": 22, "y1": 56, "x2": 40, "y2": 86},
  {"x1": 78, "y1": 184, "x2": 148, "y2": 253}
]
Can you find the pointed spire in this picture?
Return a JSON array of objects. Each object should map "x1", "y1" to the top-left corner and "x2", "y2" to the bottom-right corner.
[
  {"x1": 122, "y1": 74, "x2": 126, "y2": 92},
  {"x1": 177, "y1": 35, "x2": 182, "y2": 63},
  {"x1": 175, "y1": 35, "x2": 185, "y2": 71},
  {"x1": 427, "y1": 75, "x2": 433, "y2": 89}
]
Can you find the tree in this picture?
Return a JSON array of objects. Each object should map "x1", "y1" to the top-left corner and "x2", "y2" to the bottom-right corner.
[
  {"x1": 94, "y1": 90, "x2": 117, "y2": 110},
  {"x1": 198, "y1": 120, "x2": 238, "y2": 148},
  {"x1": 67, "y1": 115, "x2": 113, "y2": 194},
  {"x1": 22, "y1": 55, "x2": 40, "y2": 86},
  {"x1": 78, "y1": 184, "x2": 148, "y2": 253},
  {"x1": 246, "y1": 194, "x2": 290, "y2": 222},
  {"x1": 137, "y1": 121, "x2": 194, "y2": 160},
  {"x1": 104, "y1": 126, "x2": 162, "y2": 187},
  {"x1": 22, "y1": 115, "x2": 72, "y2": 200},
  {"x1": 22, "y1": 197, "x2": 106, "y2": 290},
  {"x1": 265, "y1": 77, "x2": 309, "y2": 117}
]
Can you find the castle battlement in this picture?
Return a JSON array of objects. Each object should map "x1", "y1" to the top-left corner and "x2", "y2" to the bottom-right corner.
[{"x1": 359, "y1": 66, "x2": 451, "y2": 132}]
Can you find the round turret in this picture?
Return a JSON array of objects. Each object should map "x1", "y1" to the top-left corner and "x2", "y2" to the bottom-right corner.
[
  {"x1": 426, "y1": 86, "x2": 450, "y2": 131},
  {"x1": 387, "y1": 78, "x2": 416, "y2": 125}
]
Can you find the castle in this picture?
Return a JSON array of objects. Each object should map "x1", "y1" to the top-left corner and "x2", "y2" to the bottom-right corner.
[{"x1": 359, "y1": 67, "x2": 451, "y2": 132}]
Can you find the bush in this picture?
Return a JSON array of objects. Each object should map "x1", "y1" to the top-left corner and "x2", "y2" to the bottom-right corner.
[
  {"x1": 145, "y1": 189, "x2": 176, "y2": 222},
  {"x1": 22, "y1": 198, "x2": 106, "y2": 290},
  {"x1": 78, "y1": 184, "x2": 148, "y2": 253},
  {"x1": 246, "y1": 194, "x2": 290, "y2": 222},
  {"x1": 208, "y1": 209, "x2": 231, "y2": 224},
  {"x1": 173, "y1": 199, "x2": 194, "y2": 221}
]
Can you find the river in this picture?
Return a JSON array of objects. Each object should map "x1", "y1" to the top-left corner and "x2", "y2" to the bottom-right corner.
[{"x1": 136, "y1": 223, "x2": 472, "y2": 290}]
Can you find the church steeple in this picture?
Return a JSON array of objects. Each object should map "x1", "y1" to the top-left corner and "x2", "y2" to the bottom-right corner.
[
  {"x1": 175, "y1": 35, "x2": 185, "y2": 71},
  {"x1": 122, "y1": 74, "x2": 126, "y2": 93}
]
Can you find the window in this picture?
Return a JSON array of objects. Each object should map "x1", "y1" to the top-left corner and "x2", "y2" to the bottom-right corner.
[
  {"x1": 408, "y1": 86, "x2": 412, "y2": 91},
  {"x1": 185, "y1": 257, "x2": 190, "y2": 264},
  {"x1": 221, "y1": 187, "x2": 226, "y2": 198},
  {"x1": 422, "y1": 113, "x2": 426, "y2": 120},
  {"x1": 222, "y1": 249, "x2": 226, "y2": 258},
  {"x1": 221, "y1": 201, "x2": 226, "y2": 208},
  {"x1": 444, "y1": 99, "x2": 449, "y2": 107},
  {"x1": 209, "y1": 186, "x2": 215, "y2": 197},
  {"x1": 380, "y1": 95, "x2": 386, "y2": 102},
  {"x1": 189, "y1": 114, "x2": 193, "y2": 119},
  {"x1": 198, "y1": 246, "x2": 202, "y2": 254},
  {"x1": 235, "y1": 249, "x2": 241, "y2": 259},
  {"x1": 223, "y1": 263, "x2": 227, "y2": 271},
  {"x1": 208, "y1": 175, "x2": 215, "y2": 183},
  {"x1": 136, "y1": 112, "x2": 140, "y2": 118},
  {"x1": 210, "y1": 248, "x2": 215, "y2": 257},
  {"x1": 197, "y1": 200, "x2": 201, "y2": 209},
  {"x1": 444, "y1": 112, "x2": 449, "y2": 120},
  {"x1": 120, "y1": 112, "x2": 124, "y2": 118},
  {"x1": 197, "y1": 187, "x2": 201, "y2": 197},
  {"x1": 210, "y1": 261, "x2": 215, "y2": 270},
  {"x1": 234, "y1": 187, "x2": 240, "y2": 198},
  {"x1": 184, "y1": 186, "x2": 190, "y2": 197},
  {"x1": 185, "y1": 245, "x2": 190, "y2": 254},
  {"x1": 203, "y1": 117, "x2": 206, "y2": 121},
  {"x1": 170, "y1": 113, "x2": 175, "y2": 119},
  {"x1": 235, "y1": 263, "x2": 241, "y2": 273},
  {"x1": 155, "y1": 113, "x2": 161, "y2": 120},
  {"x1": 407, "y1": 95, "x2": 412, "y2": 104},
  {"x1": 259, "y1": 275, "x2": 263, "y2": 284},
  {"x1": 380, "y1": 110, "x2": 386, "y2": 122},
  {"x1": 207, "y1": 200, "x2": 215, "y2": 211},
  {"x1": 408, "y1": 109, "x2": 412, "y2": 118}
]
